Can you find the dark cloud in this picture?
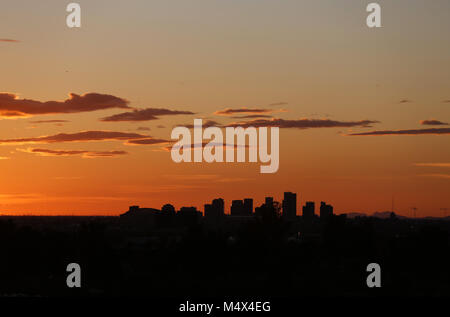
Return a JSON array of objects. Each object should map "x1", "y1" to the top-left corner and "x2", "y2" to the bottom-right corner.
[
  {"x1": 125, "y1": 138, "x2": 171, "y2": 145},
  {"x1": 268, "y1": 102, "x2": 288, "y2": 106},
  {"x1": 420, "y1": 119, "x2": 448, "y2": 126},
  {"x1": 0, "y1": 131, "x2": 148, "y2": 145},
  {"x1": 22, "y1": 148, "x2": 128, "y2": 158},
  {"x1": 225, "y1": 118, "x2": 379, "y2": 129},
  {"x1": 347, "y1": 128, "x2": 450, "y2": 136},
  {"x1": 0, "y1": 92, "x2": 130, "y2": 117},
  {"x1": 164, "y1": 142, "x2": 248, "y2": 152},
  {"x1": 28, "y1": 120, "x2": 70, "y2": 124},
  {"x1": 214, "y1": 108, "x2": 277, "y2": 116},
  {"x1": 84, "y1": 151, "x2": 128, "y2": 157},
  {"x1": 182, "y1": 120, "x2": 221, "y2": 129},
  {"x1": 443, "y1": 100, "x2": 450, "y2": 103},
  {"x1": 399, "y1": 99, "x2": 412, "y2": 104},
  {"x1": 0, "y1": 39, "x2": 19, "y2": 43},
  {"x1": 100, "y1": 108, "x2": 195, "y2": 122},
  {"x1": 137, "y1": 127, "x2": 151, "y2": 131},
  {"x1": 157, "y1": 125, "x2": 166, "y2": 129},
  {"x1": 231, "y1": 115, "x2": 273, "y2": 119}
]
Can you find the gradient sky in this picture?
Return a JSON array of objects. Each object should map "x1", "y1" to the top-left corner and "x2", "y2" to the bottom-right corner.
[{"x1": 1, "y1": 0, "x2": 449, "y2": 216}]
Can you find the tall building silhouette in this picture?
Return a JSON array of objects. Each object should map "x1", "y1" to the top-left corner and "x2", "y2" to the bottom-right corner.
[
  {"x1": 282, "y1": 192, "x2": 297, "y2": 220},
  {"x1": 231, "y1": 200, "x2": 244, "y2": 216},
  {"x1": 204, "y1": 198, "x2": 225, "y2": 218},
  {"x1": 265, "y1": 197, "x2": 274, "y2": 208},
  {"x1": 212, "y1": 198, "x2": 224, "y2": 217},
  {"x1": 320, "y1": 201, "x2": 333, "y2": 221},
  {"x1": 204, "y1": 198, "x2": 225, "y2": 228},
  {"x1": 243, "y1": 198, "x2": 253, "y2": 215},
  {"x1": 204, "y1": 203, "x2": 214, "y2": 217},
  {"x1": 302, "y1": 201, "x2": 315, "y2": 220},
  {"x1": 205, "y1": 198, "x2": 224, "y2": 218}
]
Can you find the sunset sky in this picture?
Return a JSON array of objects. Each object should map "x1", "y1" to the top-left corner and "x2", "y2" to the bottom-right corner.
[{"x1": 1, "y1": 0, "x2": 449, "y2": 216}]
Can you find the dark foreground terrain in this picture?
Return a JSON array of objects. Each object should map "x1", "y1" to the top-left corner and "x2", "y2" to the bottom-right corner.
[{"x1": 0, "y1": 212, "x2": 449, "y2": 298}]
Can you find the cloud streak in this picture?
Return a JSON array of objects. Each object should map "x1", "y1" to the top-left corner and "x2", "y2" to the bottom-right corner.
[
  {"x1": 0, "y1": 39, "x2": 19, "y2": 43},
  {"x1": 164, "y1": 142, "x2": 249, "y2": 152},
  {"x1": 28, "y1": 119, "x2": 70, "y2": 124},
  {"x1": 414, "y1": 163, "x2": 450, "y2": 168},
  {"x1": 125, "y1": 138, "x2": 171, "y2": 145},
  {"x1": 100, "y1": 107, "x2": 195, "y2": 122},
  {"x1": 182, "y1": 120, "x2": 221, "y2": 129},
  {"x1": 0, "y1": 131, "x2": 149, "y2": 145},
  {"x1": 0, "y1": 92, "x2": 130, "y2": 117},
  {"x1": 347, "y1": 128, "x2": 450, "y2": 136},
  {"x1": 231, "y1": 114, "x2": 273, "y2": 119},
  {"x1": 226, "y1": 118, "x2": 379, "y2": 129},
  {"x1": 420, "y1": 119, "x2": 449, "y2": 126},
  {"x1": 20, "y1": 148, "x2": 128, "y2": 158},
  {"x1": 214, "y1": 107, "x2": 286, "y2": 116}
]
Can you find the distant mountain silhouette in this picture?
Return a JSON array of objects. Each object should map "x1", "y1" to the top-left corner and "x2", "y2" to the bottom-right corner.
[
  {"x1": 372, "y1": 211, "x2": 406, "y2": 219},
  {"x1": 345, "y1": 212, "x2": 367, "y2": 218},
  {"x1": 346, "y1": 211, "x2": 408, "y2": 219}
]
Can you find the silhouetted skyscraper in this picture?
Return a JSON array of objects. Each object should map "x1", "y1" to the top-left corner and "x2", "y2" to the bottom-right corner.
[
  {"x1": 265, "y1": 197, "x2": 274, "y2": 208},
  {"x1": 231, "y1": 200, "x2": 245, "y2": 216},
  {"x1": 212, "y1": 198, "x2": 224, "y2": 217},
  {"x1": 204, "y1": 203, "x2": 213, "y2": 217},
  {"x1": 302, "y1": 201, "x2": 315, "y2": 220},
  {"x1": 177, "y1": 206, "x2": 202, "y2": 227},
  {"x1": 243, "y1": 198, "x2": 253, "y2": 215},
  {"x1": 282, "y1": 192, "x2": 297, "y2": 220},
  {"x1": 205, "y1": 198, "x2": 224, "y2": 219},
  {"x1": 320, "y1": 201, "x2": 333, "y2": 221}
]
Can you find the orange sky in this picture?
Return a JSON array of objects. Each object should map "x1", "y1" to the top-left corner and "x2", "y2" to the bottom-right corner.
[{"x1": 0, "y1": 0, "x2": 449, "y2": 216}]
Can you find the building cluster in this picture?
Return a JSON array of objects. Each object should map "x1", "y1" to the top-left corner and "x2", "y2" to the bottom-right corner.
[{"x1": 120, "y1": 192, "x2": 334, "y2": 231}]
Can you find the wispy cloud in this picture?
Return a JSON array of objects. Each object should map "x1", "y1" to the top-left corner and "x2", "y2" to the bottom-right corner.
[
  {"x1": 420, "y1": 119, "x2": 448, "y2": 126},
  {"x1": 414, "y1": 163, "x2": 450, "y2": 168},
  {"x1": 125, "y1": 138, "x2": 171, "y2": 145},
  {"x1": 28, "y1": 119, "x2": 70, "y2": 124},
  {"x1": 0, "y1": 39, "x2": 20, "y2": 43},
  {"x1": 163, "y1": 142, "x2": 248, "y2": 152},
  {"x1": 0, "y1": 130, "x2": 149, "y2": 145},
  {"x1": 347, "y1": 128, "x2": 450, "y2": 136},
  {"x1": 0, "y1": 92, "x2": 130, "y2": 117},
  {"x1": 100, "y1": 107, "x2": 195, "y2": 122},
  {"x1": 231, "y1": 114, "x2": 273, "y2": 119},
  {"x1": 182, "y1": 120, "x2": 221, "y2": 129},
  {"x1": 226, "y1": 118, "x2": 379, "y2": 129},
  {"x1": 214, "y1": 107, "x2": 286, "y2": 116},
  {"x1": 19, "y1": 148, "x2": 128, "y2": 158}
]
